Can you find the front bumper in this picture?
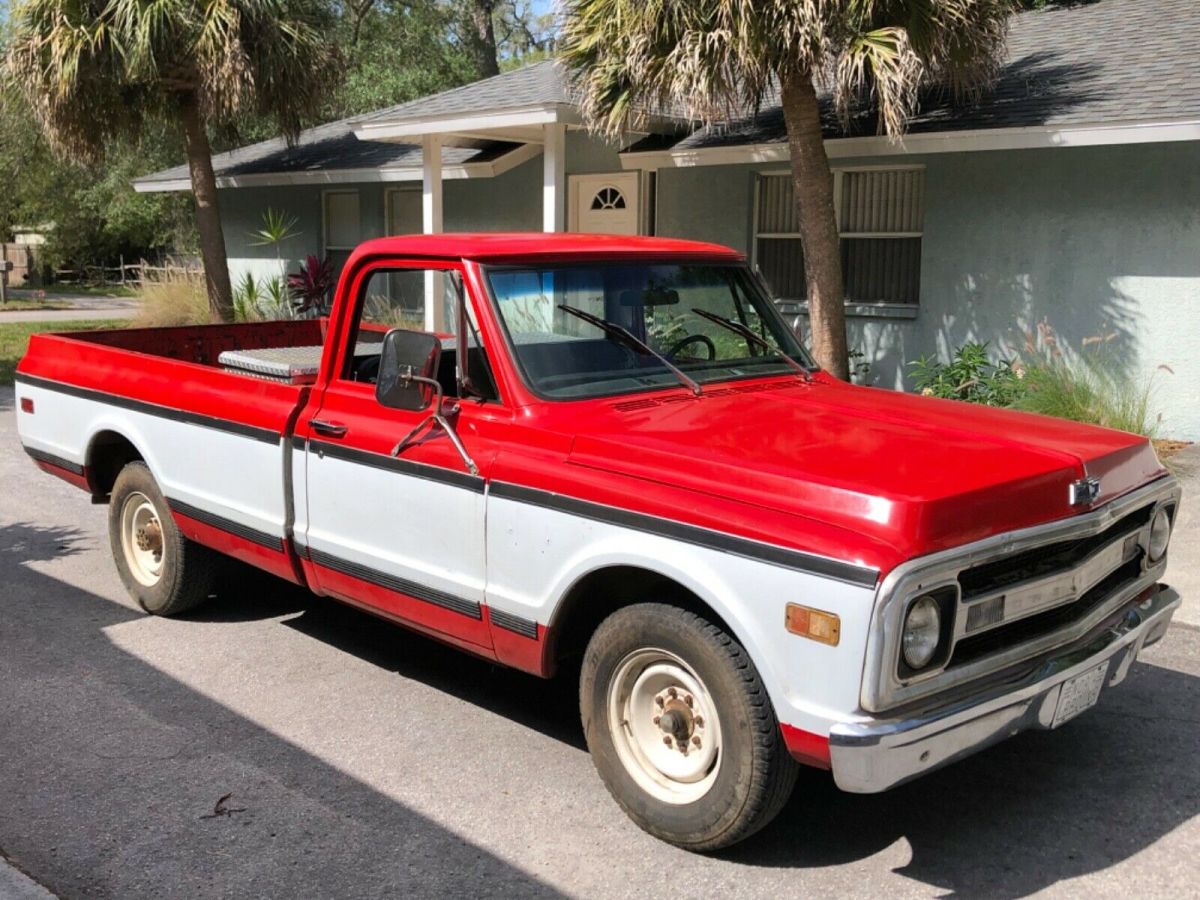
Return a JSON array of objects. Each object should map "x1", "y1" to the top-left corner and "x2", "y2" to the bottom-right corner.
[{"x1": 829, "y1": 583, "x2": 1180, "y2": 793}]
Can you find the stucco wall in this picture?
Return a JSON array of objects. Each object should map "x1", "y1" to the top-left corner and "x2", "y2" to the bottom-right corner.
[{"x1": 655, "y1": 142, "x2": 1200, "y2": 439}]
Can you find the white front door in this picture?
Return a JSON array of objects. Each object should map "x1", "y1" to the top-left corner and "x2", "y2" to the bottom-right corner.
[{"x1": 570, "y1": 172, "x2": 640, "y2": 235}]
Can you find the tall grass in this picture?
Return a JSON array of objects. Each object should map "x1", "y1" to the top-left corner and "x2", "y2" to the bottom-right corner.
[
  {"x1": 1014, "y1": 362, "x2": 1160, "y2": 437},
  {"x1": 131, "y1": 269, "x2": 210, "y2": 327}
]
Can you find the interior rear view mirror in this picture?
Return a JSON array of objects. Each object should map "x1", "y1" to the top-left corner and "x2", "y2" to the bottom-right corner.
[
  {"x1": 617, "y1": 288, "x2": 680, "y2": 307},
  {"x1": 375, "y1": 329, "x2": 441, "y2": 412}
]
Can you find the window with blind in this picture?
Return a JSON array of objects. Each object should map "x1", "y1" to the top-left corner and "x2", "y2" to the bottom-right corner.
[{"x1": 754, "y1": 168, "x2": 925, "y2": 305}]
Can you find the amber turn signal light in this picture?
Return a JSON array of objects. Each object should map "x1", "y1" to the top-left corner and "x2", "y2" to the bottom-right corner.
[{"x1": 785, "y1": 603, "x2": 840, "y2": 646}]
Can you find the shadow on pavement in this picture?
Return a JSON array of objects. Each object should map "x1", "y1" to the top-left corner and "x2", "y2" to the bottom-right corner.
[
  {"x1": 4, "y1": 517, "x2": 1197, "y2": 897},
  {"x1": 0, "y1": 522, "x2": 564, "y2": 899}
]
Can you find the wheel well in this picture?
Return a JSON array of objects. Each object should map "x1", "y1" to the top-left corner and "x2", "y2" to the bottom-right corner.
[
  {"x1": 546, "y1": 565, "x2": 737, "y2": 676},
  {"x1": 87, "y1": 431, "x2": 144, "y2": 498}
]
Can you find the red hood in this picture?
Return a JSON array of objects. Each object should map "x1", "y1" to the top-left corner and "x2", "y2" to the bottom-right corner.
[{"x1": 565, "y1": 375, "x2": 1164, "y2": 563}]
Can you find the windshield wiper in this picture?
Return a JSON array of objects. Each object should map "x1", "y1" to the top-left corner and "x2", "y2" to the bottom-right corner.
[
  {"x1": 557, "y1": 304, "x2": 702, "y2": 396},
  {"x1": 690, "y1": 308, "x2": 812, "y2": 382}
]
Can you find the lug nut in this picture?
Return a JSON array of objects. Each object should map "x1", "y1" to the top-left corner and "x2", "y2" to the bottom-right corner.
[
  {"x1": 693, "y1": 716, "x2": 704, "y2": 728},
  {"x1": 652, "y1": 715, "x2": 661, "y2": 725},
  {"x1": 667, "y1": 687, "x2": 677, "y2": 699},
  {"x1": 662, "y1": 736, "x2": 672, "y2": 746},
  {"x1": 692, "y1": 736, "x2": 702, "y2": 747},
  {"x1": 684, "y1": 694, "x2": 693, "y2": 707},
  {"x1": 655, "y1": 696, "x2": 665, "y2": 708}
]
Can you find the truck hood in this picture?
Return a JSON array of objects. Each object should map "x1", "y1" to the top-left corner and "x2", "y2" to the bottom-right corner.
[{"x1": 567, "y1": 376, "x2": 1164, "y2": 562}]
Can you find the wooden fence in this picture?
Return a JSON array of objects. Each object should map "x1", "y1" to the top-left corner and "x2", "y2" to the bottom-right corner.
[{"x1": 1, "y1": 243, "x2": 36, "y2": 286}]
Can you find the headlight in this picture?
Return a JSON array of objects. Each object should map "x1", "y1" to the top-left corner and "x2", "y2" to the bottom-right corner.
[
  {"x1": 902, "y1": 595, "x2": 942, "y2": 670},
  {"x1": 1148, "y1": 507, "x2": 1172, "y2": 562}
]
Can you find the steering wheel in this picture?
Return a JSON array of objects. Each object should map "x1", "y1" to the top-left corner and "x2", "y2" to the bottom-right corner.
[{"x1": 666, "y1": 334, "x2": 717, "y2": 361}]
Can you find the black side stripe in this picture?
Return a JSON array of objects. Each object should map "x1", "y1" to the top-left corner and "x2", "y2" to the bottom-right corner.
[
  {"x1": 489, "y1": 608, "x2": 539, "y2": 639},
  {"x1": 167, "y1": 499, "x2": 285, "y2": 552},
  {"x1": 488, "y1": 482, "x2": 880, "y2": 588},
  {"x1": 309, "y1": 439, "x2": 485, "y2": 493},
  {"x1": 16, "y1": 374, "x2": 281, "y2": 444},
  {"x1": 306, "y1": 547, "x2": 483, "y2": 620},
  {"x1": 24, "y1": 446, "x2": 85, "y2": 476}
]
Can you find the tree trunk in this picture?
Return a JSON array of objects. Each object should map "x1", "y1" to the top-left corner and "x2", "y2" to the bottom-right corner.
[
  {"x1": 467, "y1": 0, "x2": 501, "y2": 79},
  {"x1": 179, "y1": 91, "x2": 234, "y2": 323},
  {"x1": 779, "y1": 70, "x2": 849, "y2": 380}
]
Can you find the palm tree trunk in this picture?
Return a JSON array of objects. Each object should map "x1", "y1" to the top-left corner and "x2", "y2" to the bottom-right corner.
[
  {"x1": 179, "y1": 91, "x2": 234, "y2": 323},
  {"x1": 779, "y1": 70, "x2": 849, "y2": 380}
]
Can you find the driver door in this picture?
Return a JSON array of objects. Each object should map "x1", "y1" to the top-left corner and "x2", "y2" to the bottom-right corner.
[{"x1": 298, "y1": 260, "x2": 496, "y2": 650}]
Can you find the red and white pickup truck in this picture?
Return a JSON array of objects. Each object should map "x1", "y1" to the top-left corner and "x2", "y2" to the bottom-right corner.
[{"x1": 16, "y1": 233, "x2": 1181, "y2": 850}]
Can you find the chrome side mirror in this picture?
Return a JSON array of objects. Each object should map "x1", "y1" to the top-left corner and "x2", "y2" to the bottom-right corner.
[{"x1": 376, "y1": 329, "x2": 442, "y2": 412}]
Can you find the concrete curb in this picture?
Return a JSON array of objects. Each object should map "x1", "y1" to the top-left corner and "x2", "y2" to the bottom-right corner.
[{"x1": 0, "y1": 856, "x2": 56, "y2": 899}]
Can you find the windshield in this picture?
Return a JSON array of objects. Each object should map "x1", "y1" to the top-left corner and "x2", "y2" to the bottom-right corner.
[{"x1": 485, "y1": 262, "x2": 814, "y2": 399}]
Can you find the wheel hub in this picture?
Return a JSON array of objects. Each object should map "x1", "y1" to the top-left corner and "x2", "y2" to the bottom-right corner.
[{"x1": 607, "y1": 649, "x2": 722, "y2": 804}]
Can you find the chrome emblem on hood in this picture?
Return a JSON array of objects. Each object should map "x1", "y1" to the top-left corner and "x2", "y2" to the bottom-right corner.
[{"x1": 1070, "y1": 476, "x2": 1101, "y2": 506}]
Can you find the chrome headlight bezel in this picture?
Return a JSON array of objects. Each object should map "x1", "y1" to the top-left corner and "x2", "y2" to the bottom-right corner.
[{"x1": 1147, "y1": 505, "x2": 1173, "y2": 563}]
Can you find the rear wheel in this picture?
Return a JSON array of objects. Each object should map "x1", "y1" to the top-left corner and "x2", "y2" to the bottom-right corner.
[
  {"x1": 581, "y1": 603, "x2": 798, "y2": 851},
  {"x1": 108, "y1": 462, "x2": 220, "y2": 616}
]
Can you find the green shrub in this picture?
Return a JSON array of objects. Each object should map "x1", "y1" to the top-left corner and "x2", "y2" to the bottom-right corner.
[
  {"x1": 1014, "y1": 362, "x2": 1160, "y2": 437},
  {"x1": 909, "y1": 342, "x2": 1026, "y2": 407}
]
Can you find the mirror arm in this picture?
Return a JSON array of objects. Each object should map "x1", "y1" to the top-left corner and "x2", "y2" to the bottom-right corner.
[{"x1": 389, "y1": 370, "x2": 480, "y2": 476}]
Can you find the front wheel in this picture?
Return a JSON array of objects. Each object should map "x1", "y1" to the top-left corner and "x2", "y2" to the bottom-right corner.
[
  {"x1": 581, "y1": 603, "x2": 798, "y2": 851},
  {"x1": 108, "y1": 462, "x2": 221, "y2": 616}
]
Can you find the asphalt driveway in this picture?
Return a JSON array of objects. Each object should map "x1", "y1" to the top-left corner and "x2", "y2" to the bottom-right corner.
[{"x1": 2, "y1": 385, "x2": 1198, "y2": 898}]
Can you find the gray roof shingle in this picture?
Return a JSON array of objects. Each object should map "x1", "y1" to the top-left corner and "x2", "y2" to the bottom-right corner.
[
  {"x1": 668, "y1": 0, "x2": 1200, "y2": 152},
  {"x1": 135, "y1": 116, "x2": 518, "y2": 187},
  {"x1": 354, "y1": 59, "x2": 572, "y2": 124},
  {"x1": 137, "y1": 0, "x2": 1200, "y2": 185}
]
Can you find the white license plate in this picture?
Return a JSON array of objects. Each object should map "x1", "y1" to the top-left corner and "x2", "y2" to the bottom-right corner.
[{"x1": 1051, "y1": 663, "x2": 1108, "y2": 728}]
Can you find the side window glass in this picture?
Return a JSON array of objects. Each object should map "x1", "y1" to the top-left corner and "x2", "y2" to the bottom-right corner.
[{"x1": 341, "y1": 267, "x2": 498, "y2": 402}]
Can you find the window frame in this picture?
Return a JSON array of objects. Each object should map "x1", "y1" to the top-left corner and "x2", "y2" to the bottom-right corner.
[
  {"x1": 751, "y1": 164, "x2": 926, "y2": 312},
  {"x1": 331, "y1": 257, "x2": 503, "y2": 406}
]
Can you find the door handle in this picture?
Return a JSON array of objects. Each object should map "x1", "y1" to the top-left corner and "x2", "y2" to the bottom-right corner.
[{"x1": 310, "y1": 419, "x2": 348, "y2": 438}]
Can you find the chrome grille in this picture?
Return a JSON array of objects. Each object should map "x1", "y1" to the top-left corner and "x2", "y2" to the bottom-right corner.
[{"x1": 861, "y1": 476, "x2": 1180, "y2": 713}]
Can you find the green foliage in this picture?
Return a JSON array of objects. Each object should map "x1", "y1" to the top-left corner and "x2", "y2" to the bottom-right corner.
[
  {"x1": 559, "y1": 0, "x2": 1016, "y2": 139},
  {"x1": 0, "y1": 84, "x2": 195, "y2": 269},
  {"x1": 910, "y1": 339, "x2": 1163, "y2": 438},
  {"x1": 910, "y1": 341, "x2": 1026, "y2": 407},
  {"x1": 249, "y1": 209, "x2": 300, "y2": 248}
]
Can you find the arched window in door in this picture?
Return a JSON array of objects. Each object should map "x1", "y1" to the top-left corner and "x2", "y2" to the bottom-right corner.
[{"x1": 590, "y1": 186, "x2": 627, "y2": 211}]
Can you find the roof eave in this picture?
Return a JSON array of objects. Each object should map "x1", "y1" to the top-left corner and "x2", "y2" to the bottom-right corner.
[
  {"x1": 133, "y1": 142, "x2": 543, "y2": 193},
  {"x1": 620, "y1": 118, "x2": 1200, "y2": 169},
  {"x1": 351, "y1": 103, "x2": 581, "y2": 142}
]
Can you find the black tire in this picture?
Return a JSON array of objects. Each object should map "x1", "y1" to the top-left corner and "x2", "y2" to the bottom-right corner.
[
  {"x1": 581, "y1": 603, "x2": 798, "y2": 851},
  {"x1": 108, "y1": 461, "x2": 221, "y2": 616}
]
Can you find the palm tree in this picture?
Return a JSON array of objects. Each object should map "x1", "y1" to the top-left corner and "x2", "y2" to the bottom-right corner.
[
  {"x1": 560, "y1": 0, "x2": 1015, "y2": 379},
  {"x1": 5, "y1": 0, "x2": 339, "y2": 322}
]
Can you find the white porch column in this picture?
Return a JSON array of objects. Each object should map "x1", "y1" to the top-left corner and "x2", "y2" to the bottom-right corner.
[
  {"x1": 542, "y1": 122, "x2": 566, "y2": 232},
  {"x1": 422, "y1": 133, "x2": 445, "y2": 331}
]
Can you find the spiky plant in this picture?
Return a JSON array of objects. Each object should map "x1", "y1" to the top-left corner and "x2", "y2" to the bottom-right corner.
[{"x1": 560, "y1": 0, "x2": 1015, "y2": 378}]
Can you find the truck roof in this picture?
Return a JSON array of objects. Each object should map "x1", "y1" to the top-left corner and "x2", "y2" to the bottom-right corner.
[{"x1": 349, "y1": 232, "x2": 745, "y2": 263}]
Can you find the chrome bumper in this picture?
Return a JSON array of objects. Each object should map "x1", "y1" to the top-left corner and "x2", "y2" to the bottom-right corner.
[{"x1": 829, "y1": 584, "x2": 1180, "y2": 793}]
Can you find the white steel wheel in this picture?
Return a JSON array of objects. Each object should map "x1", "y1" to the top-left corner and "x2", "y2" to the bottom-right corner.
[
  {"x1": 581, "y1": 603, "x2": 799, "y2": 851},
  {"x1": 120, "y1": 491, "x2": 166, "y2": 586},
  {"x1": 606, "y1": 647, "x2": 723, "y2": 805},
  {"x1": 108, "y1": 461, "x2": 221, "y2": 616}
]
